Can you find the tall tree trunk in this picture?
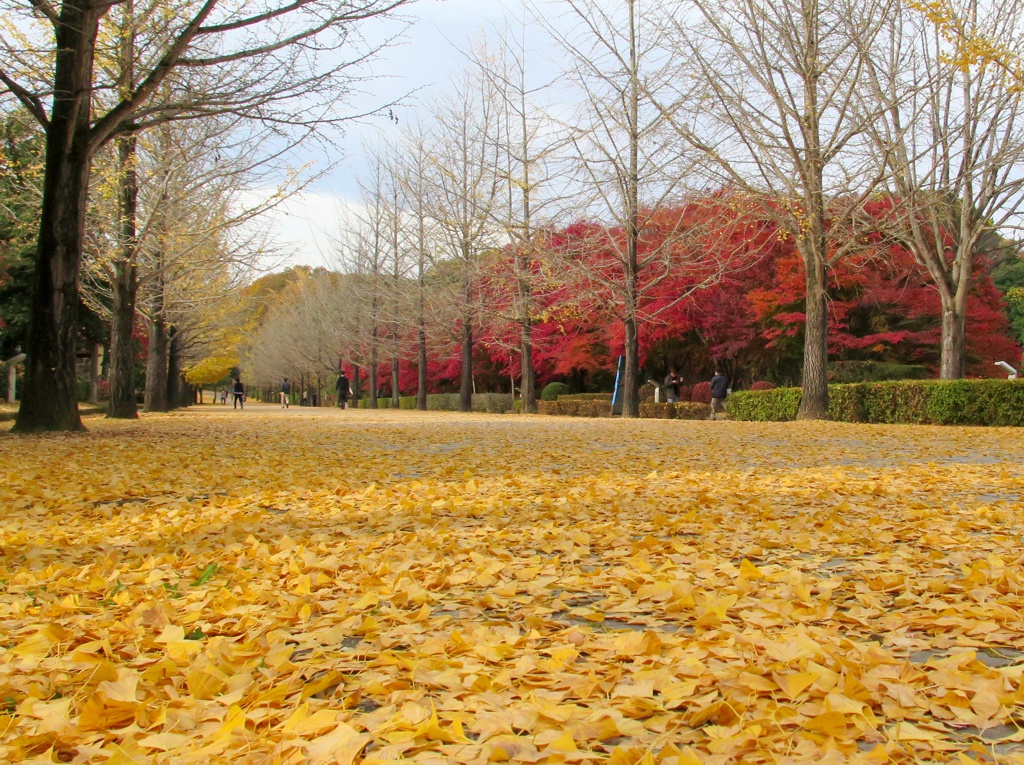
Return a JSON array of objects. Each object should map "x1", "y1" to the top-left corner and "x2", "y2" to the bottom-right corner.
[
  {"x1": 166, "y1": 326, "x2": 183, "y2": 408},
  {"x1": 144, "y1": 314, "x2": 169, "y2": 412},
  {"x1": 460, "y1": 317, "x2": 473, "y2": 412},
  {"x1": 89, "y1": 343, "x2": 101, "y2": 403},
  {"x1": 798, "y1": 243, "x2": 830, "y2": 418},
  {"x1": 107, "y1": 265, "x2": 139, "y2": 418},
  {"x1": 520, "y1": 323, "x2": 536, "y2": 413},
  {"x1": 391, "y1": 355, "x2": 400, "y2": 405},
  {"x1": 369, "y1": 344, "x2": 379, "y2": 409},
  {"x1": 417, "y1": 326, "x2": 428, "y2": 411},
  {"x1": 621, "y1": 0, "x2": 641, "y2": 419},
  {"x1": 795, "y1": 0, "x2": 829, "y2": 420},
  {"x1": 939, "y1": 296, "x2": 967, "y2": 380},
  {"x1": 14, "y1": 2, "x2": 103, "y2": 432},
  {"x1": 623, "y1": 314, "x2": 641, "y2": 418}
]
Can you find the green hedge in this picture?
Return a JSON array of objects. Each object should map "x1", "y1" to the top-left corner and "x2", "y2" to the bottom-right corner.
[
  {"x1": 557, "y1": 392, "x2": 613, "y2": 401},
  {"x1": 727, "y1": 379, "x2": 1024, "y2": 426},
  {"x1": 356, "y1": 397, "x2": 393, "y2": 409},
  {"x1": 399, "y1": 396, "x2": 419, "y2": 410},
  {"x1": 538, "y1": 400, "x2": 711, "y2": 419},
  {"x1": 726, "y1": 387, "x2": 803, "y2": 421}
]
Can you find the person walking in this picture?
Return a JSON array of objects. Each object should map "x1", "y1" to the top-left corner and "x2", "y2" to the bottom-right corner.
[
  {"x1": 709, "y1": 369, "x2": 729, "y2": 420},
  {"x1": 663, "y1": 369, "x2": 681, "y2": 403},
  {"x1": 336, "y1": 371, "x2": 351, "y2": 409},
  {"x1": 280, "y1": 378, "x2": 290, "y2": 408},
  {"x1": 232, "y1": 377, "x2": 246, "y2": 410}
]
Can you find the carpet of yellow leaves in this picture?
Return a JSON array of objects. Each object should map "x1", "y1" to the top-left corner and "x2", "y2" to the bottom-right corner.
[{"x1": 2, "y1": 406, "x2": 1024, "y2": 764}]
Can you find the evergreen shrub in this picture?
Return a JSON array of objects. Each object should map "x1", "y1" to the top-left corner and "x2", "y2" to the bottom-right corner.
[
  {"x1": 541, "y1": 382, "x2": 571, "y2": 401},
  {"x1": 726, "y1": 387, "x2": 802, "y2": 421}
]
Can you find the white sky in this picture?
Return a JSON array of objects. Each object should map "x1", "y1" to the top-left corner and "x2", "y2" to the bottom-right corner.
[{"x1": 263, "y1": 0, "x2": 527, "y2": 269}]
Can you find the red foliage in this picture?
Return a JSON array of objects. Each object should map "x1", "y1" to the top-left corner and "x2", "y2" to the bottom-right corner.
[
  {"x1": 377, "y1": 191, "x2": 1020, "y2": 393},
  {"x1": 691, "y1": 381, "x2": 712, "y2": 403},
  {"x1": 750, "y1": 381, "x2": 776, "y2": 391}
]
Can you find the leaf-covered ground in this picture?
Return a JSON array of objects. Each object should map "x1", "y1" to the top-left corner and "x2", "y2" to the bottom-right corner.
[{"x1": 2, "y1": 407, "x2": 1024, "y2": 764}]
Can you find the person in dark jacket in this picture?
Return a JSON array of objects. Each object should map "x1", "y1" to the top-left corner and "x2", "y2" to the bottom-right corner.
[
  {"x1": 280, "y1": 378, "x2": 290, "y2": 408},
  {"x1": 663, "y1": 369, "x2": 681, "y2": 403},
  {"x1": 232, "y1": 378, "x2": 245, "y2": 410},
  {"x1": 336, "y1": 372, "x2": 351, "y2": 409},
  {"x1": 709, "y1": 370, "x2": 728, "y2": 420}
]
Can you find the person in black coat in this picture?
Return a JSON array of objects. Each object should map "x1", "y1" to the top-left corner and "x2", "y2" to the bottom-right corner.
[
  {"x1": 336, "y1": 372, "x2": 351, "y2": 409},
  {"x1": 709, "y1": 370, "x2": 728, "y2": 420},
  {"x1": 232, "y1": 378, "x2": 245, "y2": 410}
]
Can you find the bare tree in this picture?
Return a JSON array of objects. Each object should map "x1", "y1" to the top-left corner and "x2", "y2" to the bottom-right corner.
[
  {"x1": 243, "y1": 269, "x2": 346, "y2": 399},
  {"x1": 655, "y1": 0, "x2": 895, "y2": 418},
  {"x1": 419, "y1": 66, "x2": 504, "y2": 412},
  {"x1": 0, "y1": 0, "x2": 410, "y2": 431},
  {"x1": 863, "y1": 0, "x2": 1024, "y2": 378},
  {"x1": 544, "y1": 0, "x2": 698, "y2": 417},
  {"x1": 395, "y1": 124, "x2": 439, "y2": 409},
  {"x1": 472, "y1": 18, "x2": 563, "y2": 413}
]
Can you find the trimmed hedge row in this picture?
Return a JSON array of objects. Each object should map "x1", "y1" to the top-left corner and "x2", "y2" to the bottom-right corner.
[
  {"x1": 727, "y1": 379, "x2": 1024, "y2": 426},
  {"x1": 355, "y1": 393, "x2": 515, "y2": 413},
  {"x1": 538, "y1": 400, "x2": 613, "y2": 417},
  {"x1": 558, "y1": 393, "x2": 614, "y2": 401},
  {"x1": 640, "y1": 402, "x2": 713, "y2": 419},
  {"x1": 537, "y1": 400, "x2": 713, "y2": 419}
]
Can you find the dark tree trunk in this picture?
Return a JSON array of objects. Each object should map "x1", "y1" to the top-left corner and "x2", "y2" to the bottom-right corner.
[
  {"x1": 166, "y1": 327, "x2": 183, "y2": 408},
  {"x1": 369, "y1": 345, "x2": 378, "y2": 409},
  {"x1": 623, "y1": 314, "x2": 641, "y2": 418},
  {"x1": 107, "y1": 267, "x2": 139, "y2": 418},
  {"x1": 391, "y1": 355, "x2": 400, "y2": 406},
  {"x1": 459, "y1": 318, "x2": 473, "y2": 413},
  {"x1": 352, "y1": 365, "x2": 361, "y2": 403},
  {"x1": 144, "y1": 314, "x2": 169, "y2": 412},
  {"x1": 14, "y1": 2, "x2": 103, "y2": 432},
  {"x1": 520, "y1": 324, "x2": 536, "y2": 414},
  {"x1": 89, "y1": 343, "x2": 101, "y2": 403},
  {"x1": 417, "y1": 326, "x2": 428, "y2": 411}
]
